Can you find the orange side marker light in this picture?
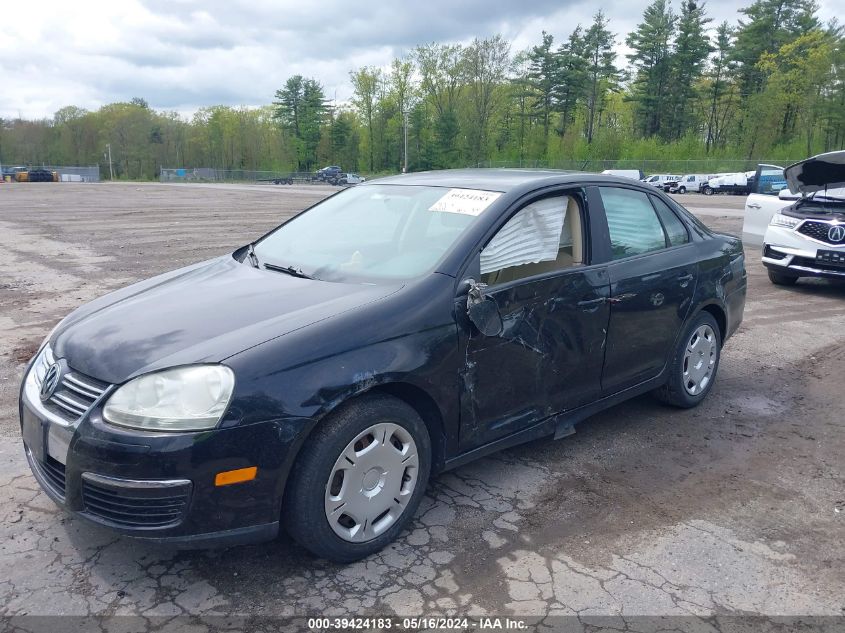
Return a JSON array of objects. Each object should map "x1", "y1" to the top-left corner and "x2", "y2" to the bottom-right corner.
[{"x1": 215, "y1": 466, "x2": 258, "y2": 486}]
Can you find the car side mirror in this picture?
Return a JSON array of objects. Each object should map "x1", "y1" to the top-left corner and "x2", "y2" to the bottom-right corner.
[
  {"x1": 778, "y1": 188, "x2": 798, "y2": 200},
  {"x1": 463, "y1": 279, "x2": 503, "y2": 337}
]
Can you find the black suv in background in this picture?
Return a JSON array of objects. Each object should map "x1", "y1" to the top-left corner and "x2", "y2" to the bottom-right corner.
[{"x1": 314, "y1": 165, "x2": 342, "y2": 182}]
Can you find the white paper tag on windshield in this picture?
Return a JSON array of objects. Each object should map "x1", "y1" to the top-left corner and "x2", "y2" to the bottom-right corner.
[{"x1": 429, "y1": 189, "x2": 502, "y2": 216}]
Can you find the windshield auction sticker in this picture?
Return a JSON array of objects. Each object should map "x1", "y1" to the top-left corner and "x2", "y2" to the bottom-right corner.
[{"x1": 429, "y1": 189, "x2": 502, "y2": 216}]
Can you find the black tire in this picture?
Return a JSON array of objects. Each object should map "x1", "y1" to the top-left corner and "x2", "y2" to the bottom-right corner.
[
  {"x1": 654, "y1": 311, "x2": 722, "y2": 408},
  {"x1": 702, "y1": 186, "x2": 713, "y2": 196},
  {"x1": 283, "y1": 394, "x2": 432, "y2": 562},
  {"x1": 767, "y1": 269, "x2": 799, "y2": 286},
  {"x1": 678, "y1": 186, "x2": 686, "y2": 194}
]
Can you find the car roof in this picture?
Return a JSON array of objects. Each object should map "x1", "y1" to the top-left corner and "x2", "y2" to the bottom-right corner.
[{"x1": 366, "y1": 168, "x2": 646, "y2": 193}]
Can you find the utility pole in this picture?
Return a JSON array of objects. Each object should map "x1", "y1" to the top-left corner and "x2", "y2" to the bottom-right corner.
[
  {"x1": 105, "y1": 143, "x2": 114, "y2": 180},
  {"x1": 402, "y1": 110, "x2": 409, "y2": 174}
]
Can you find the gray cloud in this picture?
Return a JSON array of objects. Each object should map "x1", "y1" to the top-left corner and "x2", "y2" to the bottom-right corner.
[{"x1": 0, "y1": 0, "x2": 837, "y2": 118}]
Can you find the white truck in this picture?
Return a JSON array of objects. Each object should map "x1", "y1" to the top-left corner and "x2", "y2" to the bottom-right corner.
[
  {"x1": 671, "y1": 174, "x2": 715, "y2": 194},
  {"x1": 702, "y1": 171, "x2": 756, "y2": 196},
  {"x1": 642, "y1": 174, "x2": 681, "y2": 188},
  {"x1": 601, "y1": 169, "x2": 645, "y2": 180}
]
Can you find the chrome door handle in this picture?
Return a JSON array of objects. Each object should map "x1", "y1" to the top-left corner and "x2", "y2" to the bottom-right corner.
[
  {"x1": 677, "y1": 273, "x2": 694, "y2": 287},
  {"x1": 607, "y1": 293, "x2": 636, "y2": 304},
  {"x1": 747, "y1": 203, "x2": 761, "y2": 209},
  {"x1": 577, "y1": 297, "x2": 606, "y2": 310}
]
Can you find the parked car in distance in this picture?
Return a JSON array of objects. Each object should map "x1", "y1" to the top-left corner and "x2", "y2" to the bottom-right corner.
[
  {"x1": 642, "y1": 174, "x2": 682, "y2": 188},
  {"x1": 760, "y1": 151, "x2": 845, "y2": 285},
  {"x1": 741, "y1": 164, "x2": 791, "y2": 246},
  {"x1": 671, "y1": 174, "x2": 715, "y2": 194},
  {"x1": 27, "y1": 168, "x2": 59, "y2": 182},
  {"x1": 703, "y1": 171, "x2": 759, "y2": 196},
  {"x1": 330, "y1": 172, "x2": 366, "y2": 186},
  {"x1": 601, "y1": 169, "x2": 645, "y2": 180},
  {"x1": 314, "y1": 165, "x2": 342, "y2": 181},
  {"x1": 662, "y1": 178, "x2": 680, "y2": 193},
  {"x1": 20, "y1": 169, "x2": 746, "y2": 562}
]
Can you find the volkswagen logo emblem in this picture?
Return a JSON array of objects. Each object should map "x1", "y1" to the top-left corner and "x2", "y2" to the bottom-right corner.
[
  {"x1": 39, "y1": 363, "x2": 62, "y2": 401},
  {"x1": 829, "y1": 225, "x2": 845, "y2": 243}
]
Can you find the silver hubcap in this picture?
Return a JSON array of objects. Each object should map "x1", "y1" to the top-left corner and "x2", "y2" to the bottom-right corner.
[
  {"x1": 324, "y1": 423, "x2": 419, "y2": 543},
  {"x1": 683, "y1": 324, "x2": 717, "y2": 395}
]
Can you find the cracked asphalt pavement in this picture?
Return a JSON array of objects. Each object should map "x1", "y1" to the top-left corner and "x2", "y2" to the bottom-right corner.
[{"x1": 0, "y1": 183, "x2": 843, "y2": 629}]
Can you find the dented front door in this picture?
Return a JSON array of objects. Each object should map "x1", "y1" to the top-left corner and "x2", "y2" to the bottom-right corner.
[{"x1": 458, "y1": 267, "x2": 610, "y2": 451}]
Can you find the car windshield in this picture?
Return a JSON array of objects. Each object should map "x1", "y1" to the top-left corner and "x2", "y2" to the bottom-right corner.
[
  {"x1": 254, "y1": 184, "x2": 493, "y2": 283},
  {"x1": 811, "y1": 186, "x2": 845, "y2": 202}
]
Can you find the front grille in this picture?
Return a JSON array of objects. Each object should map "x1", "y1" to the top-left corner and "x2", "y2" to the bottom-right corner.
[
  {"x1": 32, "y1": 347, "x2": 111, "y2": 424},
  {"x1": 42, "y1": 455, "x2": 67, "y2": 495},
  {"x1": 81, "y1": 476, "x2": 191, "y2": 529},
  {"x1": 797, "y1": 220, "x2": 845, "y2": 245},
  {"x1": 29, "y1": 450, "x2": 67, "y2": 499}
]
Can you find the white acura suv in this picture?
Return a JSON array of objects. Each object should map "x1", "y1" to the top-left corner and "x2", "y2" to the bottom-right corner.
[{"x1": 760, "y1": 151, "x2": 845, "y2": 285}]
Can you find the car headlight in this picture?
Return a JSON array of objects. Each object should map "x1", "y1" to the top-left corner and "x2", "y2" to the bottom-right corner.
[
  {"x1": 770, "y1": 213, "x2": 800, "y2": 229},
  {"x1": 103, "y1": 365, "x2": 235, "y2": 432}
]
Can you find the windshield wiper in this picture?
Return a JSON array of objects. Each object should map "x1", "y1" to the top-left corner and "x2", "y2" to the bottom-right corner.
[
  {"x1": 245, "y1": 243, "x2": 261, "y2": 268},
  {"x1": 263, "y1": 262, "x2": 314, "y2": 279}
]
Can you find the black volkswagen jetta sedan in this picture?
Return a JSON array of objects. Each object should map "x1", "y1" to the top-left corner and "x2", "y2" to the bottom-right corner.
[{"x1": 20, "y1": 170, "x2": 746, "y2": 562}]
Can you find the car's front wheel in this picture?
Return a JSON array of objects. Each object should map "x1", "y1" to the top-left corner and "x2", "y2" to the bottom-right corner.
[
  {"x1": 767, "y1": 269, "x2": 799, "y2": 286},
  {"x1": 284, "y1": 394, "x2": 431, "y2": 562},
  {"x1": 678, "y1": 186, "x2": 687, "y2": 194},
  {"x1": 654, "y1": 311, "x2": 721, "y2": 408}
]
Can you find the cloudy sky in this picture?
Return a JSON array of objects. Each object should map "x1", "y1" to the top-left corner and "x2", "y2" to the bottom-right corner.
[{"x1": 0, "y1": 0, "x2": 837, "y2": 120}]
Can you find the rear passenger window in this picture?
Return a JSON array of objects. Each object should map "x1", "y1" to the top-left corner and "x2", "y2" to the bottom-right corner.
[
  {"x1": 598, "y1": 187, "x2": 667, "y2": 260},
  {"x1": 651, "y1": 196, "x2": 689, "y2": 246}
]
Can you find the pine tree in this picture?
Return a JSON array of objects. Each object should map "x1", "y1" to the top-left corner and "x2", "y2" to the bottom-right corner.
[
  {"x1": 272, "y1": 76, "x2": 329, "y2": 170},
  {"x1": 551, "y1": 26, "x2": 587, "y2": 141},
  {"x1": 667, "y1": 0, "x2": 712, "y2": 140},
  {"x1": 582, "y1": 11, "x2": 620, "y2": 144},
  {"x1": 704, "y1": 22, "x2": 735, "y2": 152},
  {"x1": 526, "y1": 32, "x2": 557, "y2": 154},
  {"x1": 626, "y1": 0, "x2": 677, "y2": 138},
  {"x1": 731, "y1": 0, "x2": 821, "y2": 98}
]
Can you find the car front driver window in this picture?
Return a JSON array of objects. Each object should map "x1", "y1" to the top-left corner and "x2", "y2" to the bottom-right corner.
[{"x1": 480, "y1": 195, "x2": 584, "y2": 285}]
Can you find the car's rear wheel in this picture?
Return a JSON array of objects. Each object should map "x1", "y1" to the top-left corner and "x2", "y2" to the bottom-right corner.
[
  {"x1": 654, "y1": 311, "x2": 721, "y2": 408},
  {"x1": 702, "y1": 186, "x2": 713, "y2": 195},
  {"x1": 284, "y1": 394, "x2": 431, "y2": 562},
  {"x1": 767, "y1": 269, "x2": 799, "y2": 286}
]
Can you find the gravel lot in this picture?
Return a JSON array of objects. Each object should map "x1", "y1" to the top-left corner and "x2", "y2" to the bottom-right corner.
[{"x1": 0, "y1": 182, "x2": 843, "y2": 629}]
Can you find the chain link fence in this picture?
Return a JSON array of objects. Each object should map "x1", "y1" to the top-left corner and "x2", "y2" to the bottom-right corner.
[
  {"x1": 44, "y1": 165, "x2": 100, "y2": 182},
  {"x1": 475, "y1": 159, "x2": 797, "y2": 175}
]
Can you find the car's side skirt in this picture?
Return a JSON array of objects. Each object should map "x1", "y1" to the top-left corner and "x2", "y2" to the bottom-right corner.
[{"x1": 441, "y1": 370, "x2": 667, "y2": 472}]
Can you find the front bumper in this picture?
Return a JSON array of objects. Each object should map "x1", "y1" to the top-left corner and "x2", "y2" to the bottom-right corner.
[
  {"x1": 18, "y1": 360, "x2": 302, "y2": 548},
  {"x1": 762, "y1": 226, "x2": 845, "y2": 280}
]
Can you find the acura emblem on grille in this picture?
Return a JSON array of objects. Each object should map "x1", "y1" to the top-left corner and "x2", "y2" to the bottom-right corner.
[
  {"x1": 40, "y1": 363, "x2": 61, "y2": 401},
  {"x1": 828, "y1": 225, "x2": 845, "y2": 243}
]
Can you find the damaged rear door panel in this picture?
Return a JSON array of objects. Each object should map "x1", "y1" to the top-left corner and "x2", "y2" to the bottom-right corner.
[{"x1": 592, "y1": 186, "x2": 700, "y2": 393}]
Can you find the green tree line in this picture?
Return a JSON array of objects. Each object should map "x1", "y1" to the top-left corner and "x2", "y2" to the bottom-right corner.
[{"x1": 1, "y1": 0, "x2": 842, "y2": 180}]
